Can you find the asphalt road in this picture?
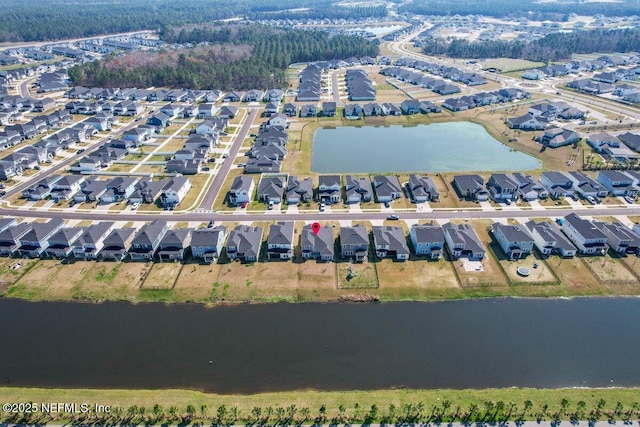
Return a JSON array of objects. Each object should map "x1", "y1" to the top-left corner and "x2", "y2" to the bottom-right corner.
[{"x1": 197, "y1": 108, "x2": 258, "y2": 210}]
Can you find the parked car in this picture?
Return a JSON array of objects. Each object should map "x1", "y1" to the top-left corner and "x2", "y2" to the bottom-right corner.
[
  {"x1": 207, "y1": 220, "x2": 215, "y2": 228},
  {"x1": 241, "y1": 202, "x2": 248, "y2": 209},
  {"x1": 0, "y1": 190, "x2": 6, "y2": 197},
  {"x1": 268, "y1": 201, "x2": 274, "y2": 210},
  {"x1": 202, "y1": 167, "x2": 210, "y2": 171},
  {"x1": 570, "y1": 194, "x2": 579, "y2": 202},
  {"x1": 586, "y1": 196, "x2": 597, "y2": 205},
  {"x1": 76, "y1": 149, "x2": 85, "y2": 154},
  {"x1": 319, "y1": 203, "x2": 325, "y2": 212},
  {"x1": 625, "y1": 196, "x2": 635, "y2": 204}
]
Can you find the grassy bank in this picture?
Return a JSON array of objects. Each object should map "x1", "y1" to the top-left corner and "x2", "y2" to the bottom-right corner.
[{"x1": 1, "y1": 387, "x2": 638, "y2": 424}]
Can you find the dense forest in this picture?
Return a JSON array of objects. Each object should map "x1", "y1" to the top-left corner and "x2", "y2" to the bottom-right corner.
[
  {"x1": 69, "y1": 26, "x2": 379, "y2": 90},
  {"x1": 400, "y1": 0, "x2": 640, "y2": 19},
  {"x1": 0, "y1": 0, "x2": 385, "y2": 43},
  {"x1": 421, "y1": 28, "x2": 640, "y2": 62}
]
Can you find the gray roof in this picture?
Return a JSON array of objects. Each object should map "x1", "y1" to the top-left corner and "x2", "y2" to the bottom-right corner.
[
  {"x1": 102, "y1": 228, "x2": 136, "y2": 248},
  {"x1": 0, "y1": 218, "x2": 17, "y2": 233},
  {"x1": 596, "y1": 221, "x2": 640, "y2": 244},
  {"x1": 258, "y1": 176, "x2": 285, "y2": 198},
  {"x1": 373, "y1": 225, "x2": 410, "y2": 255},
  {"x1": 318, "y1": 175, "x2": 340, "y2": 188},
  {"x1": 21, "y1": 218, "x2": 64, "y2": 242},
  {"x1": 226, "y1": 225, "x2": 263, "y2": 259},
  {"x1": 159, "y1": 228, "x2": 192, "y2": 248},
  {"x1": 492, "y1": 222, "x2": 533, "y2": 242},
  {"x1": 443, "y1": 222, "x2": 485, "y2": 254},
  {"x1": 231, "y1": 175, "x2": 254, "y2": 192},
  {"x1": 373, "y1": 175, "x2": 402, "y2": 196},
  {"x1": 301, "y1": 224, "x2": 334, "y2": 257},
  {"x1": 75, "y1": 222, "x2": 114, "y2": 246},
  {"x1": 0, "y1": 223, "x2": 31, "y2": 242},
  {"x1": 131, "y1": 220, "x2": 167, "y2": 247},
  {"x1": 525, "y1": 220, "x2": 576, "y2": 252},
  {"x1": 191, "y1": 226, "x2": 227, "y2": 247},
  {"x1": 564, "y1": 213, "x2": 607, "y2": 240},
  {"x1": 268, "y1": 221, "x2": 294, "y2": 246},
  {"x1": 340, "y1": 225, "x2": 369, "y2": 246},
  {"x1": 411, "y1": 223, "x2": 444, "y2": 243}
]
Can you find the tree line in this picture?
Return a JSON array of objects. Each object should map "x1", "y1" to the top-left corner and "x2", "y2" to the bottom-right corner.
[
  {"x1": 399, "y1": 0, "x2": 640, "y2": 19},
  {"x1": 421, "y1": 28, "x2": 640, "y2": 62},
  {"x1": 247, "y1": 4, "x2": 388, "y2": 21},
  {"x1": 0, "y1": 0, "x2": 366, "y2": 43},
  {"x1": 3, "y1": 398, "x2": 639, "y2": 426},
  {"x1": 70, "y1": 26, "x2": 379, "y2": 90}
]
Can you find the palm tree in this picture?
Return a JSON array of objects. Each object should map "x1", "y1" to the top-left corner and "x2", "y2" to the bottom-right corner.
[
  {"x1": 299, "y1": 407, "x2": 311, "y2": 425},
  {"x1": 251, "y1": 406, "x2": 262, "y2": 423},
  {"x1": 200, "y1": 404, "x2": 209, "y2": 421}
]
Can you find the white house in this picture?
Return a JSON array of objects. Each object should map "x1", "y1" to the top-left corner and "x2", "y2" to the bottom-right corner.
[{"x1": 160, "y1": 177, "x2": 191, "y2": 208}]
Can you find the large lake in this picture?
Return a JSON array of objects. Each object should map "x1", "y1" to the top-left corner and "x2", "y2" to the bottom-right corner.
[
  {"x1": 1, "y1": 298, "x2": 640, "y2": 393},
  {"x1": 311, "y1": 122, "x2": 541, "y2": 174}
]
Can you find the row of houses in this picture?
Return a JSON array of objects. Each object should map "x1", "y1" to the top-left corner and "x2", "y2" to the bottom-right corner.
[
  {"x1": 230, "y1": 173, "x2": 440, "y2": 207},
  {"x1": 567, "y1": 79, "x2": 640, "y2": 104},
  {"x1": 393, "y1": 57, "x2": 489, "y2": 86},
  {"x1": 453, "y1": 169, "x2": 640, "y2": 202},
  {"x1": 380, "y1": 66, "x2": 462, "y2": 96},
  {"x1": 442, "y1": 88, "x2": 531, "y2": 112},
  {"x1": 243, "y1": 114, "x2": 290, "y2": 174},
  {"x1": 165, "y1": 119, "x2": 225, "y2": 175},
  {"x1": 297, "y1": 63, "x2": 324, "y2": 102},
  {"x1": 522, "y1": 55, "x2": 640, "y2": 80},
  {"x1": 345, "y1": 69, "x2": 376, "y2": 102},
  {"x1": 64, "y1": 86, "x2": 225, "y2": 104},
  {"x1": 20, "y1": 173, "x2": 191, "y2": 208},
  {"x1": 507, "y1": 100, "x2": 586, "y2": 131},
  {"x1": 494, "y1": 213, "x2": 640, "y2": 260}
]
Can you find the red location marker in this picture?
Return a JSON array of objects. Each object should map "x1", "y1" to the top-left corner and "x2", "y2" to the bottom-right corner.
[{"x1": 311, "y1": 222, "x2": 321, "y2": 236}]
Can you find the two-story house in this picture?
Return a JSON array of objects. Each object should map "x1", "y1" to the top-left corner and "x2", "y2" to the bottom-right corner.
[
  {"x1": 373, "y1": 175, "x2": 403, "y2": 203},
  {"x1": 45, "y1": 227, "x2": 84, "y2": 258},
  {"x1": 372, "y1": 225, "x2": 410, "y2": 261},
  {"x1": 410, "y1": 223, "x2": 445, "y2": 260},
  {"x1": 156, "y1": 228, "x2": 193, "y2": 261},
  {"x1": 229, "y1": 175, "x2": 255, "y2": 206},
  {"x1": 487, "y1": 174, "x2": 519, "y2": 202},
  {"x1": 568, "y1": 171, "x2": 609, "y2": 199},
  {"x1": 71, "y1": 221, "x2": 115, "y2": 260},
  {"x1": 512, "y1": 173, "x2": 548, "y2": 201},
  {"x1": 561, "y1": 213, "x2": 608, "y2": 255},
  {"x1": 160, "y1": 176, "x2": 191, "y2": 208},
  {"x1": 406, "y1": 174, "x2": 440, "y2": 203},
  {"x1": 340, "y1": 225, "x2": 369, "y2": 262},
  {"x1": 191, "y1": 227, "x2": 228, "y2": 264},
  {"x1": 0, "y1": 223, "x2": 32, "y2": 256},
  {"x1": 286, "y1": 176, "x2": 313, "y2": 205},
  {"x1": 257, "y1": 175, "x2": 286, "y2": 204},
  {"x1": 300, "y1": 224, "x2": 334, "y2": 261},
  {"x1": 540, "y1": 171, "x2": 575, "y2": 199},
  {"x1": 525, "y1": 220, "x2": 577, "y2": 258},
  {"x1": 17, "y1": 218, "x2": 65, "y2": 258},
  {"x1": 492, "y1": 222, "x2": 535, "y2": 260},
  {"x1": 99, "y1": 228, "x2": 137, "y2": 261},
  {"x1": 128, "y1": 220, "x2": 170, "y2": 261},
  {"x1": 593, "y1": 221, "x2": 640, "y2": 255},
  {"x1": 345, "y1": 175, "x2": 373, "y2": 204},
  {"x1": 267, "y1": 221, "x2": 295, "y2": 260},
  {"x1": 597, "y1": 170, "x2": 638, "y2": 197},
  {"x1": 442, "y1": 222, "x2": 485, "y2": 260},
  {"x1": 226, "y1": 225, "x2": 263, "y2": 263},
  {"x1": 452, "y1": 175, "x2": 490, "y2": 201},
  {"x1": 317, "y1": 175, "x2": 341, "y2": 204}
]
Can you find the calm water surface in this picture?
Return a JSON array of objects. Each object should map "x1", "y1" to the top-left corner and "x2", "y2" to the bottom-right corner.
[
  {"x1": 1, "y1": 298, "x2": 639, "y2": 393},
  {"x1": 311, "y1": 122, "x2": 541, "y2": 173}
]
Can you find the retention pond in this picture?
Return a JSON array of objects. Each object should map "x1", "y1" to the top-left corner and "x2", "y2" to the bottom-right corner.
[{"x1": 1, "y1": 298, "x2": 639, "y2": 393}]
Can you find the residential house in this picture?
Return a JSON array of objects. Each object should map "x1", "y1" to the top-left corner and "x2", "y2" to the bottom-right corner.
[
  {"x1": 372, "y1": 225, "x2": 410, "y2": 261},
  {"x1": 492, "y1": 222, "x2": 534, "y2": 260},
  {"x1": 597, "y1": 170, "x2": 638, "y2": 197},
  {"x1": 128, "y1": 178, "x2": 168, "y2": 205},
  {"x1": 229, "y1": 175, "x2": 255, "y2": 206},
  {"x1": 406, "y1": 174, "x2": 439, "y2": 202},
  {"x1": 128, "y1": 220, "x2": 169, "y2": 261},
  {"x1": 283, "y1": 103, "x2": 298, "y2": 117},
  {"x1": 300, "y1": 224, "x2": 334, "y2": 261},
  {"x1": 191, "y1": 227, "x2": 228, "y2": 263},
  {"x1": 344, "y1": 175, "x2": 373, "y2": 204},
  {"x1": 400, "y1": 100, "x2": 421, "y2": 115},
  {"x1": 593, "y1": 221, "x2": 640, "y2": 255},
  {"x1": 157, "y1": 228, "x2": 192, "y2": 261},
  {"x1": 317, "y1": 175, "x2": 342, "y2": 204},
  {"x1": 45, "y1": 227, "x2": 84, "y2": 258},
  {"x1": 226, "y1": 225, "x2": 263, "y2": 262},
  {"x1": 540, "y1": 171, "x2": 575, "y2": 199},
  {"x1": 487, "y1": 173, "x2": 518, "y2": 202},
  {"x1": 507, "y1": 114, "x2": 546, "y2": 131},
  {"x1": 0, "y1": 223, "x2": 32, "y2": 256},
  {"x1": 525, "y1": 220, "x2": 577, "y2": 257},
  {"x1": 560, "y1": 213, "x2": 608, "y2": 255},
  {"x1": 568, "y1": 171, "x2": 608, "y2": 199},
  {"x1": 71, "y1": 221, "x2": 115, "y2": 260},
  {"x1": 587, "y1": 133, "x2": 621, "y2": 152},
  {"x1": 99, "y1": 228, "x2": 137, "y2": 260},
  {"x1": 373, "y1": 175, "x2": 402, "y2": 203},
  {"x1": 17, "y1": 218, "x2": 64, "y2": 258},
  {"x1": 340, "y1": 225, "x2": 369, "y2": 262},
  {"x1": 410, "y1": 223, "x2": 445, "y2": 260},
  {"x1": 512, "y1": 173, "x2": 548, "y2": 201},
  {"x1": 321, "y1": 102, "x2": 337, "y2": 117},
  {"x1": 257, "y1": 175, "x2": 286, "y2": 204},
  {"x1": 442, "y1": 222, "x2": 485, "y2": 260},
  {"x1": 267, "y1": 221, "x2": 295, "y2": 260},
  {"x1": 286, "y1": 176, "x2": 313, "y2": 204},
  {"x1": 218, "y1": 106, "x2": 238, "y2": 119},
  {"x1": 452, "y1": 175, "x2": 490, "y2": 201},
  {"x1": 160, "y1": 176, "x2": 191, "y2": 208},
  {"x1": 539, "y1": 127, "x2": 580, "y2": 148}
]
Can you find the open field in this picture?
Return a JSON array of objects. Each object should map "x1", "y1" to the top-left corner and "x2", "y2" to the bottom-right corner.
[{"x1": 0, "y1": 386, "x2": 638, "y2": 424}]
